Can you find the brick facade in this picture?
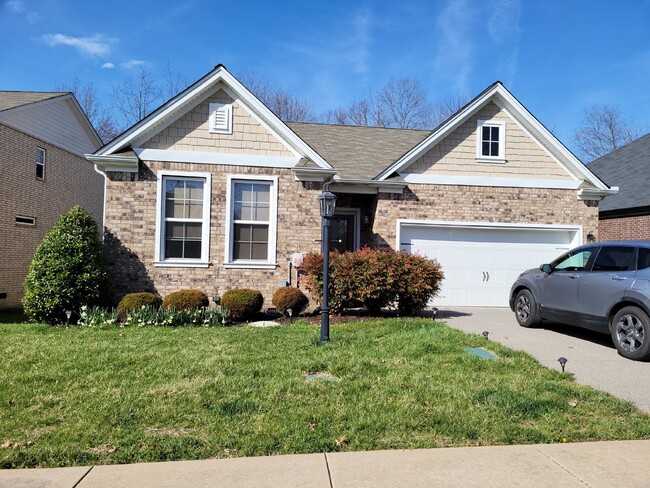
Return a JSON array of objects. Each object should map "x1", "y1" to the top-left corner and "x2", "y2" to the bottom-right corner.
[
  {"x1": 599, "y1": 215, "x2": 650, "y2": 241},
  {"x1": 0, "y1": 124, "x2": 104, "y2": 308}
]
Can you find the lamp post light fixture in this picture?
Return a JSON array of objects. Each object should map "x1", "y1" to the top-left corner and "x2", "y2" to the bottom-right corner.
[
  {"x1": 482, "y1": 331, "x2": 490, "y2": 340},
  {"x1": 65, "y1": 310, "x2": 72, "y2": 325},
  {"x1": 558, "y1": 356, "x2": 568, "y2": 372},
  {"x1": 318, "y1": 189, "x2": 337, "y2": 342},
  {"x1": 288, "y1": 307, "x2": 293, "y2": 324}
]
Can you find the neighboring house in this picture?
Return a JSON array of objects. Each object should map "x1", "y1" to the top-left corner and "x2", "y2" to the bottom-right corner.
[
  {"x1": 87, "y1": 65, "x2": 615, "y2": 308},
  {"x1": 0, "y1": 91, "x2": 103, "y2": 309},
  {"x1": 587, "y1": 133, "x2": 650, "y2": 241}
]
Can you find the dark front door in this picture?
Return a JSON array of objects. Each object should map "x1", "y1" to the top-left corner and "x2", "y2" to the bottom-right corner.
[{"x1": 330, "y1": 213, "x2": 356, "y2": 253}]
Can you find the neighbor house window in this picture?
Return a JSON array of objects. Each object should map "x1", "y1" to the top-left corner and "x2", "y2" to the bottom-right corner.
[
  {"x1": 209, "y1": 102, "x2": 232, "y2": 134},
  {"x1": 225, "y1": 175, "x2": 277, "y2": 267},
  {"x1": 36, "y1": 148, "x2": 46, "y2": 179},
  {"x1": 476, "y1": 120, "x2": 505, "y2": 162},
  {"x1": 155, "y1": 171, "x2": 211, "y2": 266}
]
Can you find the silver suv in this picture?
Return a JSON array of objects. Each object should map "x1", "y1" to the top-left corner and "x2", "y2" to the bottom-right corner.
[{"x1": 509, "y1": 241, "x2": 650, "y2": 361}]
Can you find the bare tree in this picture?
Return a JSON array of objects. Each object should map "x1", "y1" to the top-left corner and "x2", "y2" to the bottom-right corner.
[
  {"x1": 112, "y1": 65, "x2": 162, "y2": 128},
  {"x1": 430, "y1": 94, "x2": 468, "y2": 127},
  {"x1": 161, "y1": 62, "x2": 189, "y2": 101},
  {"x1": 574, "y1": 104, "x2": 644, "y2": 161},
  {"x1": 56, "y1": 77, "x2": 119, "y2": 143},
  {"x1": 319, "y1": 108, "x2": 350, "y2": 125},
  {"x1": 236, "y1": 70, "x2": 316, "y2": 122}
]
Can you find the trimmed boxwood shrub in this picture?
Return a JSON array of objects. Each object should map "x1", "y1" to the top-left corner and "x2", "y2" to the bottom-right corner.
[
  {"x1": 302, "y1": 247, "x2": 444, "y2": 315},
  {"x1": 272, "y1": 287, "x2": 308, "y2": 315},
  {"x1": 117, "y1": 292, "x2": 162, "y2": 322},
  {"x1": 23, "y1": 206, "x2": 107, "y2": 324},
  {"x1": 163, "y1": 289, "x2": 209, "y2": 311},
  {"x1": 221, "y1": 289, "x2": 263, "y2": 321}
]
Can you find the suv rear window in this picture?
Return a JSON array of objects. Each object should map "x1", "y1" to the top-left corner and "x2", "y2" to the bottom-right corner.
[
  {"x1": 638, "y1": 248, "x2": 650, "y2": 270},
  {"x1": 592, "y1": 246, "x2": 635, "y2": 271}
]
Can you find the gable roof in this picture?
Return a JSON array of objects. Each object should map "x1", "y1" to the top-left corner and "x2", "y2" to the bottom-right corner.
[
  {"x1": 588, "y1": 133, "x2": 650, "y2": 213},
  {"x1": 287, "y1": 122, "x2": 430, "y2": 180},
  {"x1": 0, "y1": 91, "x2": 67, "y2": 111},
  {"x1": 93, "y1": 65, "x2": 331, "y2": 170},
  {"x1": 374, "y1": 82, "x2": 612, "y2": 195}
]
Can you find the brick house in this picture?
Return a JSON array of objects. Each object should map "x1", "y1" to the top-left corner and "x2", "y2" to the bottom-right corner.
[
  {"x1": 587, "y1": 133, "x2": 650, "y2": 241},
  {"x1": 87, "y1": 65, "x2": 615, "y2": 308},
  {"x1": 0, "y1": 92, "x2": 103, "y2": 309}
]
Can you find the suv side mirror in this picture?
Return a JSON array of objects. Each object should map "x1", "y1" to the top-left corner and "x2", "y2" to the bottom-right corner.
[{"x1": 540, "y1": 263, "x2": 552, "y2": 273}]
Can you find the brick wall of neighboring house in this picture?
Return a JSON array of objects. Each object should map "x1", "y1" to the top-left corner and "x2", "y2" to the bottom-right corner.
[
  {"x1": 0, "y1": 124, "x2": 104, "y2": 308},
  {"x1": 599, "y1": 215, "x2": 650, "y2": 241},
  {"x1": 103, "y1": 161, "x2": 324, "y2": 306}
]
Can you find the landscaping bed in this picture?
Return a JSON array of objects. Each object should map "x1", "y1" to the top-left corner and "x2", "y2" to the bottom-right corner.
[{"x1": 1, "y1": 317, "x2": 649, "y2": 468}]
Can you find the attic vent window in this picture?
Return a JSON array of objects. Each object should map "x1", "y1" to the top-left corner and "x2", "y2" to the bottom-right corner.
[
  {"x1": 476, "y1": 120, "x2": 506, "y2": 163},
  {"x1": 209, "y1": 103, "x2": 232, "y2": 134}
]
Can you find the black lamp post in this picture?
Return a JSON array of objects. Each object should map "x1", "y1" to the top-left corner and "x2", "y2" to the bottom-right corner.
[{"x1": 319, "y1": 189, "x2": 337, "y2": 342}]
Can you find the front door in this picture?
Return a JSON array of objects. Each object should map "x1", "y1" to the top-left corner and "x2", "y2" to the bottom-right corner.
[{"x1": 330, "y1": 211, "x2": 358, "y2": 253}]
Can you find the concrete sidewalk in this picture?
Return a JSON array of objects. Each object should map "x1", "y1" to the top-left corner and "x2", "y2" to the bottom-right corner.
[
  {"x1": 439, "y1": 307, "x2": 650, "y2": 413},
  {"x1": 2, "y1": 440, "x2": 649, "y2": 487}
]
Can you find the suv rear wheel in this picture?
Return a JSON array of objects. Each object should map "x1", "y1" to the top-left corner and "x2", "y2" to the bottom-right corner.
[
  {"x1": 611, "y1": 306, "x2": 650, "y2": 361},
  {"x1": 514, "y1": 289, "x2": 540, "y2": 328}
]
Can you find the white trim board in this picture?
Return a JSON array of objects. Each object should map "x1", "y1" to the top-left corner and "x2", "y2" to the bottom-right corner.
[
  {"x1": 400, "y1": 173, "x2": 582, "y2": 189},
  {"x1": 396, "y1": 219, "x2": 583, "y2": 251},
  {"x1": 135, "y1": 148, "x2": 300, "y2": 168}
]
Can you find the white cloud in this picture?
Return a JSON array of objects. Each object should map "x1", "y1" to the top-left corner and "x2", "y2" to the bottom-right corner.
[
  {"x1": 121, "y1": 59, "x2": 148, "y2": 69},
  {"x1": 7, "y1": 1, "x2": 24, "y2": 13},
  {"x1": 488, "y1": 0, "x2": 522, "y2": 87},
  {"x1": 101, "y1": 62, "x2": 115, "y2": 69},
  {"x1": 42, "y1": 33, "x2": 116, "y2": 57},
  {"x1": 434, "y1": 0, "x2": 475, "y2": 94}
]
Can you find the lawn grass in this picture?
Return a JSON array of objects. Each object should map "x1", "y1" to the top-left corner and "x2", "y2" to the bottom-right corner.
[{"x1": 1, "y1": 318, "x2": 649, "y2": 468}]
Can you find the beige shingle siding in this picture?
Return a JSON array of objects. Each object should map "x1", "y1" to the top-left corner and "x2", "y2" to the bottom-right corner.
[
  {"x1": 405, "y1": 102, "x2": 572, "y2": 180},
  {"x1": 142, "y1": 89, "x2": 294, "y2": 157},
  {"x1": 0, "y1": 124, "x2": 104, "y2": 308}
]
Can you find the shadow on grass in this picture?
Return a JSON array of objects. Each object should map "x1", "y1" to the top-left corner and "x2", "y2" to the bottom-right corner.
[{"x1": 0, "y1": 308, "x2": 27, "y2": 324}]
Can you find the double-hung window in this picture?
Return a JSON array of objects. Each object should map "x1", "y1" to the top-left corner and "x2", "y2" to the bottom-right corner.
[
  {"x1": 225, "y1": 175, "x2": 277, "y2": 267},
  {"x1": 155, "y1": 171, "x2": 211, "y2": 266},
  {"x1": 476, "y1": 120, "x2": 505, "y2": 162},
  {"x1": 36, "y1": 148, "x2": 46, "y2": 179}
]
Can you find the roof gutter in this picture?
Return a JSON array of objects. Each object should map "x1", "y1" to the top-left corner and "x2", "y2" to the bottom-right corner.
[
  {"x1": 85, "y1": 154, "x2": 139, "y2": 173},
  {"x1": 330, "y1": 178, "x2": 407, "y2": 194},
  {"x1": 577, "y1": 186, "x2": 619, "y2": 201}
]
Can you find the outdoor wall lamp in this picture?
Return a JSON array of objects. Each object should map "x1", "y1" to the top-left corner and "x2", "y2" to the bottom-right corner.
[
  {"x1": 318, "y1": 189, "x2": 337, "y2": 342},
  {"x1": 587, "y1": 233, "x2": 596, "y2": 243}
]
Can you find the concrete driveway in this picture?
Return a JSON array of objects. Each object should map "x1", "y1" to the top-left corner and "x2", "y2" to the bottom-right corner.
[{"x1": 439, "y1": 307, "x2": 650, "y2": 413}]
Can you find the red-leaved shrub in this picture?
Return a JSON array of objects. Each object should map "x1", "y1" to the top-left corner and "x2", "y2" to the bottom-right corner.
[{"x1": 301, "y1": 247, "x2": 444, "y2": 315}]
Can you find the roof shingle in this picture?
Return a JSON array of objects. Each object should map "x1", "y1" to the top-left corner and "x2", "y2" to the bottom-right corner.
[{"x1": 0, "y1": 91, "x2": 68, "y2": 112}]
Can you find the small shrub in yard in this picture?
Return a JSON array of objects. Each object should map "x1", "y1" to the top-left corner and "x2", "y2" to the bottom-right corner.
[
  {"x1": 117, "y1": 292, "x2": 162, "y2": 322},
  {"x1": 221, "y1": 289, "x2": 263, "y2": 320},
  {"x1": 302, "y1": 247, "x2": 444, "y2": 315},
  {"x1": 22, "y1": 206, "x2": 107, "y2": 324},
  {"x1": 163, "y1": 290, "x2": 209, "y2": 311},
  {"x1": 272, "y1": 287, "x2": 309, "y2": 315}
]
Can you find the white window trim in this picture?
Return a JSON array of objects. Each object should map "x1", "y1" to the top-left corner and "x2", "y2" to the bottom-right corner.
[
  {"x1": 476, "y1": 120, "x2": 506, "y2": 163},
  {"x1": 154, "y1": 170, "x2": 212, "y2": 267},
  {"x1": 36, "y1": 147, "x2": 46, "y2": 179},
  {"x1": 224, "y1": 174, "x2": 278, "y2": 268},
  {"x1": 209, "y1": 102, "x2": 233, "y2": 134}
]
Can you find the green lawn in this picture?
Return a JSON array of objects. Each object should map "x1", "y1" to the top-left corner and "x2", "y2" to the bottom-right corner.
[{"x1": 1, "y1": 318, "x2": 649, "y2": 468}]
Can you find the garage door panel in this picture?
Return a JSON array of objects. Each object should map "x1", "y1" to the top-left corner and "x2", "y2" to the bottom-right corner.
[{"x1": 400, "y1": 224, "x2": 577, "y2": 307}]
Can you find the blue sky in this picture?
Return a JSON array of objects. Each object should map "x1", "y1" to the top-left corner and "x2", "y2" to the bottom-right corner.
[{"x1": 1, "y1": 0, "x2": 650, "y2": 154}]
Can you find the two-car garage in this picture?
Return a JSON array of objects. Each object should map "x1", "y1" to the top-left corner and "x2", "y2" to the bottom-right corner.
[{"x1": 398, "y1": 221, "x2": 582, "y2": 307}]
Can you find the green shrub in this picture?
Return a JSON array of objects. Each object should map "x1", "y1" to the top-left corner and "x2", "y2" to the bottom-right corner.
[
  {"x1": 272, "y1": 287, "x2": 309, "y2": 315},
  {"x1": 302, "y1": 247, "x2": 444, "y2": 315},
  {"x1": 163, "y1": 289, "x2": 209, "y2": 311},
  {"x1": 221, "y1": 289, "x2": 263, "y2": 321},
  {"x1": 22, "y1": 206, "x2": 107, "y2": 324},
  {"x1": 117, "y1": 292, "x2": 162, "y2": 322}
]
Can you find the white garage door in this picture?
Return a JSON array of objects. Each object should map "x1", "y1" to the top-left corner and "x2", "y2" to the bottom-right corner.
[{"x1": 398, "y1": 222, "x2": 581, "y2": 307}]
